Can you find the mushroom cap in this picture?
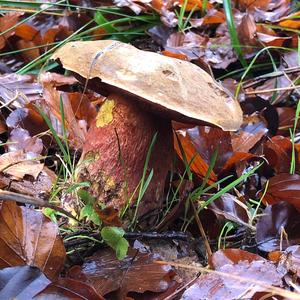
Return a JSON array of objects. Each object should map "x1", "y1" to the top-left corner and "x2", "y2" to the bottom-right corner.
[{"x1": 52, "y1": 40, "x2": 243, "y2": 131}]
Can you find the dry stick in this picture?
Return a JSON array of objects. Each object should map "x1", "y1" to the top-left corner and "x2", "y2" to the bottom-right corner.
[
  {"x1": 242, "y1": 66, "x2": 300, "y2": 89},
  {"x1": 190, "y1": 200, "x2": 212, "y2": 261},
  {"x1": 156, "y1": 261, "x2": 300, "y2": 300},
  {"x1": 0, "y1": 7, "x2": 64, "y2": 16},
  {"x1": 245, "y1": 85, "x2": 300, "y2": 95},
  {"x1": 0, "y1": 189, "x2": 79, "y2": 222}
]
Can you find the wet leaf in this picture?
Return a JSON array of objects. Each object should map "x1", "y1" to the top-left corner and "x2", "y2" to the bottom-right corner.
[
  {"x1": 34, "y1": 278, "x2": 104, "y2": 300},
  {"x1": 68, "y1": 247, "x2": 175, "y2": 297},
  {"x1": 208, "y1": 193, "x2": 249, "y2": 226},
  {"x1": 277, "y1": 107, "x2": 298, "y2": 136},
  {"x1": 188, "y1": 126, "x2": 233, "y2": 174},
  {"x1": 264, "y1": 136, "x2": 296, "y2": 173},
  {"x1": 263, "y1": 174, "x2": 300, "y2": 211},
  {"x1": 0, "y1": 266, "x2": 50, "y2": 300},
  {"x1": 182, "y1": 249, "x2": 283, "y2": 300},
  {"x1": 256, "y1": 202, "x2": 300, "y2": 252},
  {"x1": 0, "y1": 201, "x2": 66, "y2": 281},
  {"x1": 174, "y1": 129, "x2": 217, "y2": 183},
  {"x1": 101, "y1": 227, "x2": 129, "y2": 260},
  {"x1": 231, "y1": 115, "x2": 268, "y2": 153}
]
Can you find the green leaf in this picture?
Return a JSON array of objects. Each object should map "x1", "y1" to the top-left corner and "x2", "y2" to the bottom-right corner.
[
  {"x1": 101, "y1": 226, "x2": 128, "y2": 260},
  {"x1": 116, "y1": 238, "x2": 129, "y2": 260},
  {"x1": 77, "y1": 189, "x2": 96, "y2": 204},
  {"x1": 80, "y1": 204, "x2": 101, "y2": 225}
]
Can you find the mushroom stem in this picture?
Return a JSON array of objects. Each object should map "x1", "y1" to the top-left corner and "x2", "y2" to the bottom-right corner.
[{"x1": 78, "y1": 93, "x2": 173, "y2": 217}]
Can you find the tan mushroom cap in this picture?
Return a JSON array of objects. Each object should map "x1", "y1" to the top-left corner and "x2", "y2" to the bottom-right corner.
[{"x1": 52, "y1": 40, "x2": 243, "y2": 131}]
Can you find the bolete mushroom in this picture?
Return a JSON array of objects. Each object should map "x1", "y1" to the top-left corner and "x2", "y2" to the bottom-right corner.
[{"x1": 52, "y1": 40, "x2": 242, "y2": 217}]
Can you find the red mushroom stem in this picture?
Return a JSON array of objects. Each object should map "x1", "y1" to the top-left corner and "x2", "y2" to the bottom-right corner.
[{"x1": 77, "y1": 93, "x2": 173, "y2": 217}]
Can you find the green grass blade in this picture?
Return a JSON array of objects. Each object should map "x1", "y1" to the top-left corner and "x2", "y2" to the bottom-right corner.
[{"x1": 223, "y1": 0, "x2": 248, "y2": 68}]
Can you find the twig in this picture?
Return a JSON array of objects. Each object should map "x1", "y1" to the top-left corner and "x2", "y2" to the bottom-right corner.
[
  {"x1": 190, "y1": 200, "x2": 212, "y2": 262},
  {"x1": 0, "y1": 7, "x2": 64, "y2": 16},
  {"x1": 0, "y1": 189, "x2": 79, "y2": 222},
  {"x1": 245, "y1": 85, "x2": 300, "y2": 95},
  {"x1": 242, "y1": 66, "x2": 300, "y2": 89}
]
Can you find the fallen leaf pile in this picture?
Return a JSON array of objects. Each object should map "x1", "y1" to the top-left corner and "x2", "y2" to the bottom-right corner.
[{"x1": 0, "y1": 0, "x2": 300, "y2": 299}]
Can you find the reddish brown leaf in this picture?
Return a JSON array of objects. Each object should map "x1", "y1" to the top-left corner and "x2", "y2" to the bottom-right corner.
[
  {"x1": 278, "y1": 11, "x2": 300, "y2": 29},
  {"x1": 34, "y1": 278, "x2": 104, "y2": 300},
  {"x1": 256, "y1": 202, "x2": 300, "y2": 251},
  {"x1": 0, "y1": 12, "x2": 22, "y2": 50},
  {"x1": 0, "y1": 201, "x2": 66, "y2": 281},
  {"x1": 231, "y1": 114, "x2": 268, "y2": 153},
  {"x1": 277, "y1": 107, "x2": 298, "y2": 136},
  {"x1": 240, "y1": 0, "x2": 290, "y2": 22},
  {"x1": 68, "y1": 248, "x2": 175, "y2": 297},
  {"x1": 263, "y1": 173, "x2": 300, "y2": 211},
  {"x1": 208, "y1": 193, "x2": 249, "y2": 226},
  {"x1": 221, "y1": 152, "x2": 256, "y2": 173},
  {"x1": 188, "y1": 126, "x2": 233, "y2": 174},
  {"x1": 68, "y1": 92, "x2": 97, "y2": 127},
  {"x1": 40, "y1": 72, "x2": 87, "y2": 149},
  {"x1": 16, "y1": 40, "x2": 40, "y2": 61},
  {"x1": 202, "y1": 9, "x2": 225, "y2": 25},
  {"x1": 178, "y1": 0, "x2": 212, "y2": 11},
  {"x1": 15, "y1": 23, "x2": 41, "y2": 43},
  {"x1": 182, "y1": 249, "x2": 282, "y2": 300},
  {"x1": 264, "y1": 136, "x2": 296, "y2": 173},
  {"x1": 237, "y1": 0, "x2": 272, "y2": 11},
  {"x1": 174, "y1": 130, "x2": 217, "y2": 183},
  {"x1": 161, "y1": 50, "x2": 188, "y2": 60},
  {"x1": 211, "y1": 248, "x2": 270, "y2": 268},
  {"x1": 93, "y1": 206, "x2": 122, "y2": 227}
]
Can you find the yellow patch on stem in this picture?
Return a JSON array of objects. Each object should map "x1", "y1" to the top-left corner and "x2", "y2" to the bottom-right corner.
[{"x1": 96, "y1": 99, "x2": 115, "y2": 127}]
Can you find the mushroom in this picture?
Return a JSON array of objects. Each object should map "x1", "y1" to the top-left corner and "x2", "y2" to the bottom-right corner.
[{"x1": 52, "y1": 40, "x2": 243, "y2": 217}]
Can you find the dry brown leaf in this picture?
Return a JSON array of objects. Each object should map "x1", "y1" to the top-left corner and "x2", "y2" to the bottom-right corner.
[
  {"x1": 278, "y1": 11, "x2": 300, "y2": 29},
  {"x1": 0, "y1": 150, "x2": 43, "y2": 180},
  {"x1": 0, "y1": 201, "x2": 66, "y2": 281},
  {"x1": 0, "y1": 12, "x2": 23, "y2": 50},
  {"x1": 264, "y1": 136, "x2": 296, "y2": 173}
]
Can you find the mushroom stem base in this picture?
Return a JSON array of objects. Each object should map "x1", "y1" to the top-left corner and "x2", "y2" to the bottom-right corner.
[{"x1": 77, "y1": 93, "x2": 173, "y2": 218}]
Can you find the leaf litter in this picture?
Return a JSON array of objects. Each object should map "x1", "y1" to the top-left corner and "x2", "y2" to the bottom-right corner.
[{"x1": 0, "y1": 0, "x2": 300, "y2": 299}]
